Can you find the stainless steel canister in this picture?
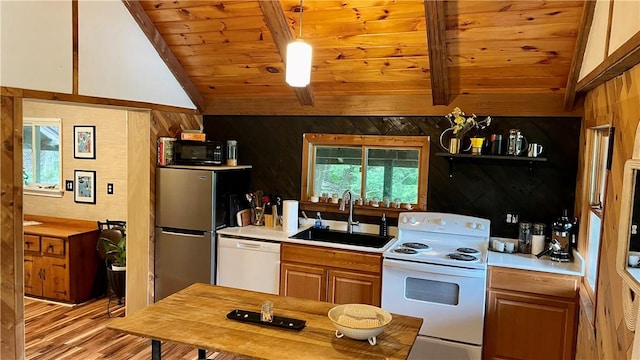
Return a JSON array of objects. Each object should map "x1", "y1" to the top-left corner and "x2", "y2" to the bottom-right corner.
[{"x1": 518, "y1": 222, "x2": 532, "y2": 254}]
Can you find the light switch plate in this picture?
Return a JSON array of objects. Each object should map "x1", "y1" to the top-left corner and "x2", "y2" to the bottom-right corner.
[
  {"x1": 65, "y1": 180, "x2": 73, "y2": 191},
  {"x1": 107, "y1": 183, "x2": 114, "y2": 195}
]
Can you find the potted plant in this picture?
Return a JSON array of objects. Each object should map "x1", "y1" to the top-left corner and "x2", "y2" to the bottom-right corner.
[{"x1": 98, "y1": 233, "x2": 126, "y2": 304}]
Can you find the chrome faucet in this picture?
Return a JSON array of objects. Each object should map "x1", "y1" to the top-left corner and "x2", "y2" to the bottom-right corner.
[{"x1": 339, "y1": 190, "x2": 359, "y2": 233}]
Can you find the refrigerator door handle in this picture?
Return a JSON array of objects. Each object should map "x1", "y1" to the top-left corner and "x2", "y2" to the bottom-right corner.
[{"x1": 160, "y1": 230, "x2": 206, "y2": 238}]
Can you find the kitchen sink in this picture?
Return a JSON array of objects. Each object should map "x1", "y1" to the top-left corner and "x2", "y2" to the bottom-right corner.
[{"x1": 290, "y1": 227, "x2": 394, "y2": 248}]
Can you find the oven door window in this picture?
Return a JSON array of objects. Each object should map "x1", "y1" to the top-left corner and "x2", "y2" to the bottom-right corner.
[{"x1": 406, "y1": 277, "x2": 459, "y2": 305}]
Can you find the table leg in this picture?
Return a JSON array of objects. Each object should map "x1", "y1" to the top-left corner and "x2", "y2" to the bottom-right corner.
[
  {"x1": 151, "y1": 339, "x2": 161, "y2": 360},
  {"x1": 198, "y1": 349, "x2": 207, "y2": 359}
]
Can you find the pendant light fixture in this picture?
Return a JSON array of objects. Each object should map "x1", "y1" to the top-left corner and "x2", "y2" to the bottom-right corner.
[{"x1": 286, "y1": 0, "x2": 312, "y2": 87}]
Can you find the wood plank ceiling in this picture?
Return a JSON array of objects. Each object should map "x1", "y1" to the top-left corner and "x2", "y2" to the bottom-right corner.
[{"x1": 131, "y1": 0, "x2": 586, "y2": 114}]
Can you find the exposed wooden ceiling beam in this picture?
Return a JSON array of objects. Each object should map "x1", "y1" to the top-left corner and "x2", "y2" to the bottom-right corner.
[
  {"x1": 563, "y1": 0, "x2": 596, "y2": 111},
  {"x1": 121, "y1": 0, "x2": 205, "y2": 112},
  {"x1": 258, "y1": 0, "x2": 315, "y2": 106},
  {"x1": 203, "y1": 93, "x2": 584, "y2": 117},
  {"x1": 576, "y1": 31, "x2": 640, "y2": 94},
  {"x1": 2, "y1": 86, "x2": 200, "y2": 115},
  {"x1": 424, "y1": 0, "x2": 449, "y2": 106}
]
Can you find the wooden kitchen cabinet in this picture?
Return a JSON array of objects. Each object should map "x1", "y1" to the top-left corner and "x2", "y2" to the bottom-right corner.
[
  {"x1": 483, "y1": 266, "x2": 580, "y2": 360},
  {"x1": 280, "y1": 243, "x2": 382, "y2": 306},
  {"x1": 23, "y1": 216, "x2": 100, "y2": 303}
]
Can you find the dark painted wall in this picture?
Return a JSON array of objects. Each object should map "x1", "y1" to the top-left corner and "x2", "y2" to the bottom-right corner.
[{"x1": 203, "y1": 115, "x2": 581, "y2": 238}]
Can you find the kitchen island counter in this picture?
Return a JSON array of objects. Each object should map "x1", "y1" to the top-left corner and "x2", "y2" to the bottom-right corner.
[{"x1": 108, "y1": 283, "x2": 422, "y2": 360}]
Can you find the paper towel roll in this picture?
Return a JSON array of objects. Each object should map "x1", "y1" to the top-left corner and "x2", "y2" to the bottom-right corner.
[{"x1": 282, "y1": 200, "x2": 299, "y2": 233}]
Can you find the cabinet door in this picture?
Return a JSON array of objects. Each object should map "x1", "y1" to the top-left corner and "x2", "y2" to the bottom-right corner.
[
  {"x1": 280, "y1": 262, "x2": 327, "y2": 302},
  {"x1": 328, "y1": 269, "x2": 381, "y2": 306},
  {"x1": 42, "y1": 257, "x2": 69, "y2": 301},
  {"x1": 24, "y1": 255, "x2": 43, "y2": 297},
  {"x1": 484, "y1": 289, "x2": 576, "y2": 360}
]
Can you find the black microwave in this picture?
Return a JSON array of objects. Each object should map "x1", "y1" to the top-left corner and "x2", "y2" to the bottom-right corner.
[{"x1": 173, "y1": 140, "x2": 224, "y2": 165}]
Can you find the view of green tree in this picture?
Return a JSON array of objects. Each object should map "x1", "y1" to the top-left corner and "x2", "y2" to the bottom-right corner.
[{"x1": 307, "y1": 136, "x2": 426, "y2": 208}]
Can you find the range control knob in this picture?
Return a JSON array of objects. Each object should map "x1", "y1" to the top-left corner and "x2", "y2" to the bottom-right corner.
[
  {"x1": 402, "y1": 216, "x2": 409, "y2": 224},
  {"x1": 477, "y1": 223, "x2": 486, "y2": 231},
  {"x1": 435, "y1": 218, "x2": 446, "y2": 226},
  {"x1": 410, "y1": 216, "x2": 417, "y2": 224},
  {"x1": 467, "y1": 222, "x2": 477, "y2": 229}
]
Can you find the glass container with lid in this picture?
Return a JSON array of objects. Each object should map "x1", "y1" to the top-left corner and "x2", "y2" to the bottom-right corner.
[
  {"x1": 518, "y1": 222, "x2": 532, "y2": 254},
  {"x1": 226, "y1": 140, "x2": 238, "y2": 166}
]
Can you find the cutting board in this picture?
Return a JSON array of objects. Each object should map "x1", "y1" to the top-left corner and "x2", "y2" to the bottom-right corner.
[{"x1": 236, "y1": 209, "x2": 252, "y2": 227}]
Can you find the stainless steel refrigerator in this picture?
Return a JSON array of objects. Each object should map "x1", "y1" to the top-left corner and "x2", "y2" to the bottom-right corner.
[{"x1": 154, "y1": 166, "x2": 251, "y2": 301}]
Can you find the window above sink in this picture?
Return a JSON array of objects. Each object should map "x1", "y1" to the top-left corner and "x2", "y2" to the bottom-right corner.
[{"x1": 300, "y1": 133, "x2": 430, "y2": 218}]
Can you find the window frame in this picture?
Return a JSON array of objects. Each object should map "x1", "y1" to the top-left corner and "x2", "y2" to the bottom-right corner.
[
  {"x1": 23, "y1": 117, "x2": 63, "y2": 197},
  {"x1": 582, "y1": 125, "x2": 611, "y2": 310},
  {"x1": 301, "y1": 133, "x2": 430, "y2": 217}
]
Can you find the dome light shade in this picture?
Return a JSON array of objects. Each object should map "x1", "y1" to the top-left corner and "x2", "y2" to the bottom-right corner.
[{"x1": 286, "y1": 40, "x2": 312, "y2": 87}]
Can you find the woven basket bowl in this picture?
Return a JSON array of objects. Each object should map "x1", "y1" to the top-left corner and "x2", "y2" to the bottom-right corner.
[{"x1": 327, "y1": 304, "x2": 392, "y2": 345}]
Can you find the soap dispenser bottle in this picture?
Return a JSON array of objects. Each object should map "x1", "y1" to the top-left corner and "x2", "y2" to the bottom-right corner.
[
  {"x1": 314, "y1": 212, "x2": 324, "y2": 229},
  {"x1": 379, "y1": 213, "x2": 388, "y2": 237}
]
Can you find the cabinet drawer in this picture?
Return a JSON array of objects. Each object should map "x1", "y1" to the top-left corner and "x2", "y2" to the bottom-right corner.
[
  {"x1": 24, "y1": 234, "x2": 40, "y2": 252},
  {"x1": 281, "y1": 243, "x2": 381, "y2": 273},
  {"x1": 488, "y1": 266, "x2": 579, "y2": 300},
  {"x1": 41, "y1": 237, "x2": 66, "y2": 256}
]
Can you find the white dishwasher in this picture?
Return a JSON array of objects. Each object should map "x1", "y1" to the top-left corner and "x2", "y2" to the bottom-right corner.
[{"x1": 216, "y1": 235, "x2": 281, "y2": 294}]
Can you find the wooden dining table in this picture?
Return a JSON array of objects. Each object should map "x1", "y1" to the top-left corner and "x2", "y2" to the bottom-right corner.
[{"x1": 107, "y1": 283, "x2": 422, "y2": 360}]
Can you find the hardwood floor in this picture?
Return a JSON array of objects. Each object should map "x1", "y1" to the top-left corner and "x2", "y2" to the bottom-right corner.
[{"x1": 25, "y1": 297, "x2": 244, "y2": 360}]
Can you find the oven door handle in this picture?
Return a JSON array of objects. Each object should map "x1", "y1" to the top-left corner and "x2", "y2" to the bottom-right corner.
[{"x1": 383, "y1": 258, "x2": 486, "y2": 278}]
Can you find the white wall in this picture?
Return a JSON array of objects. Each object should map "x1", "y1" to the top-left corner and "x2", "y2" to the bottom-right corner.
[
  {"x1": 23, "y1": 99, "x2": 130, "y2": 222},
  {"x1": 78, "y1": 0, "x2": 195, "y2": 109},
  {"x1": 579, "y1": 0, "x2": 610, "y2": 80},
  {"x1": 609, "y1": 0, "x2": 640, "y2": 55},
  {"x1": 579, "y1": 0, "x2": 640, "y2": 81},
  {"x1": 0, "y1": 1, "x2": 72, "y2": 93},
  {"x1": 0, "y1": 0, "x2": 195, "y2": 109}
]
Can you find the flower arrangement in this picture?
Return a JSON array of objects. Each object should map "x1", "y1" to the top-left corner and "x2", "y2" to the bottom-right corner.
[{"x1": 445, "y1": 107, "x2": 492, "y2": 139}]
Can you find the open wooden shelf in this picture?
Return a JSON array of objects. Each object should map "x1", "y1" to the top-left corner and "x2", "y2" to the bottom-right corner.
[{"x1": 435, "y1": 152, "x2": 547, "y2": 177}]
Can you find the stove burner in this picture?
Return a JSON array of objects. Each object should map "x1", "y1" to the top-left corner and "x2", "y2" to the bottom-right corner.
[
  {"x1": 456, "y1": 247, "x2": 480, "y2": 254},
  {"x1": 393, "y1": 248, "x2": 418, "y2": 255},
  {"x1": 401, "y1": 242, "x2": 431, "y2": 250},
  {"x1": 448, "y1": 253, "x2": 478, "y2": 261}
]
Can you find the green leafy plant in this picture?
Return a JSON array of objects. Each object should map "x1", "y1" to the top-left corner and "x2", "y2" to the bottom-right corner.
[{"x1": 99, "y1": 236, "x2": 126, "y2": 267}]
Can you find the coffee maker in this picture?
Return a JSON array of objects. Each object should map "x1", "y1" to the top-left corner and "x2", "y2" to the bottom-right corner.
[{"x1": 549, "y1": 209, "x2": 575, "y2": 262}]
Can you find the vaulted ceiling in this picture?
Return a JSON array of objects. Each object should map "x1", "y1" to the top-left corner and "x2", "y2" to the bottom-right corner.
[{"x1": 123, "y1": 0, "x2": 590, "y2": 115}]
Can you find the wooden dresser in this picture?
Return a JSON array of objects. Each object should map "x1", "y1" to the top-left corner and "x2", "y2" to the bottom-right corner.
[{"x1": 23, "y1": 215, "x2": 100, "y2": 303}]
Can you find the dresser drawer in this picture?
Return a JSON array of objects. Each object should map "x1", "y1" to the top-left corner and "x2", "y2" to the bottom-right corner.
[
  {"x1": 24, "y1": 234, "x2": 40, "y2": 252},
  {"x1": 41, "y1": 237, "x2": 66, "y2": 256},
  {"x1": 488, "y1": 266, "x2": 579, "y2": 300}
]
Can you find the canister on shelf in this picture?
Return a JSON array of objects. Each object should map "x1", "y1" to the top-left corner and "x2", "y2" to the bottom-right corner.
[
  {"x1": 518, "y1": 222, "x2": 532, "y2": 254},
  {"x1": 226, "y1": 140, "x2": 238, "y2": 166}
]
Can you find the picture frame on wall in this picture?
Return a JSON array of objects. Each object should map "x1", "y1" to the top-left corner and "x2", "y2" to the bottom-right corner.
[
  {"x1": 74, "y1": 170, "x2": 96, "y2": 204},
  {"x1": 74, "y1": 125, "x2": 96, "y2": 159}
]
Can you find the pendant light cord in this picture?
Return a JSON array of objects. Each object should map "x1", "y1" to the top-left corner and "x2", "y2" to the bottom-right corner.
[{"x1": 298, "y1": 0, "x2": 303, "y2": 39}]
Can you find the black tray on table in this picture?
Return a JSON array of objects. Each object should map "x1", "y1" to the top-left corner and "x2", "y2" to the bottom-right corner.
[{"x1": 226, "y1": 309, "x2": 306, "y2": 331}]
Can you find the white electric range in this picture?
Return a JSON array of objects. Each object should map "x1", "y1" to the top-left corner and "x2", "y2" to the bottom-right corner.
[{"x1": 382, "y1": 212, "x2": 490, "y2": 360}]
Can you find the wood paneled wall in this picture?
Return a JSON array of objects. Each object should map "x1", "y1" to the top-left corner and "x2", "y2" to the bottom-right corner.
[
  {"x1": 0, "y1": 95, "x2": 25, "y2": 359},
  {"x1": 204, "y1": 115, "x2": 580, "y2": 237},
  {"x1": 575, "y1": 63, "x2": 640, "y2": 359},
  {"x1": 148, "y1": 110, "x2": 201, "y2": 303}
]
